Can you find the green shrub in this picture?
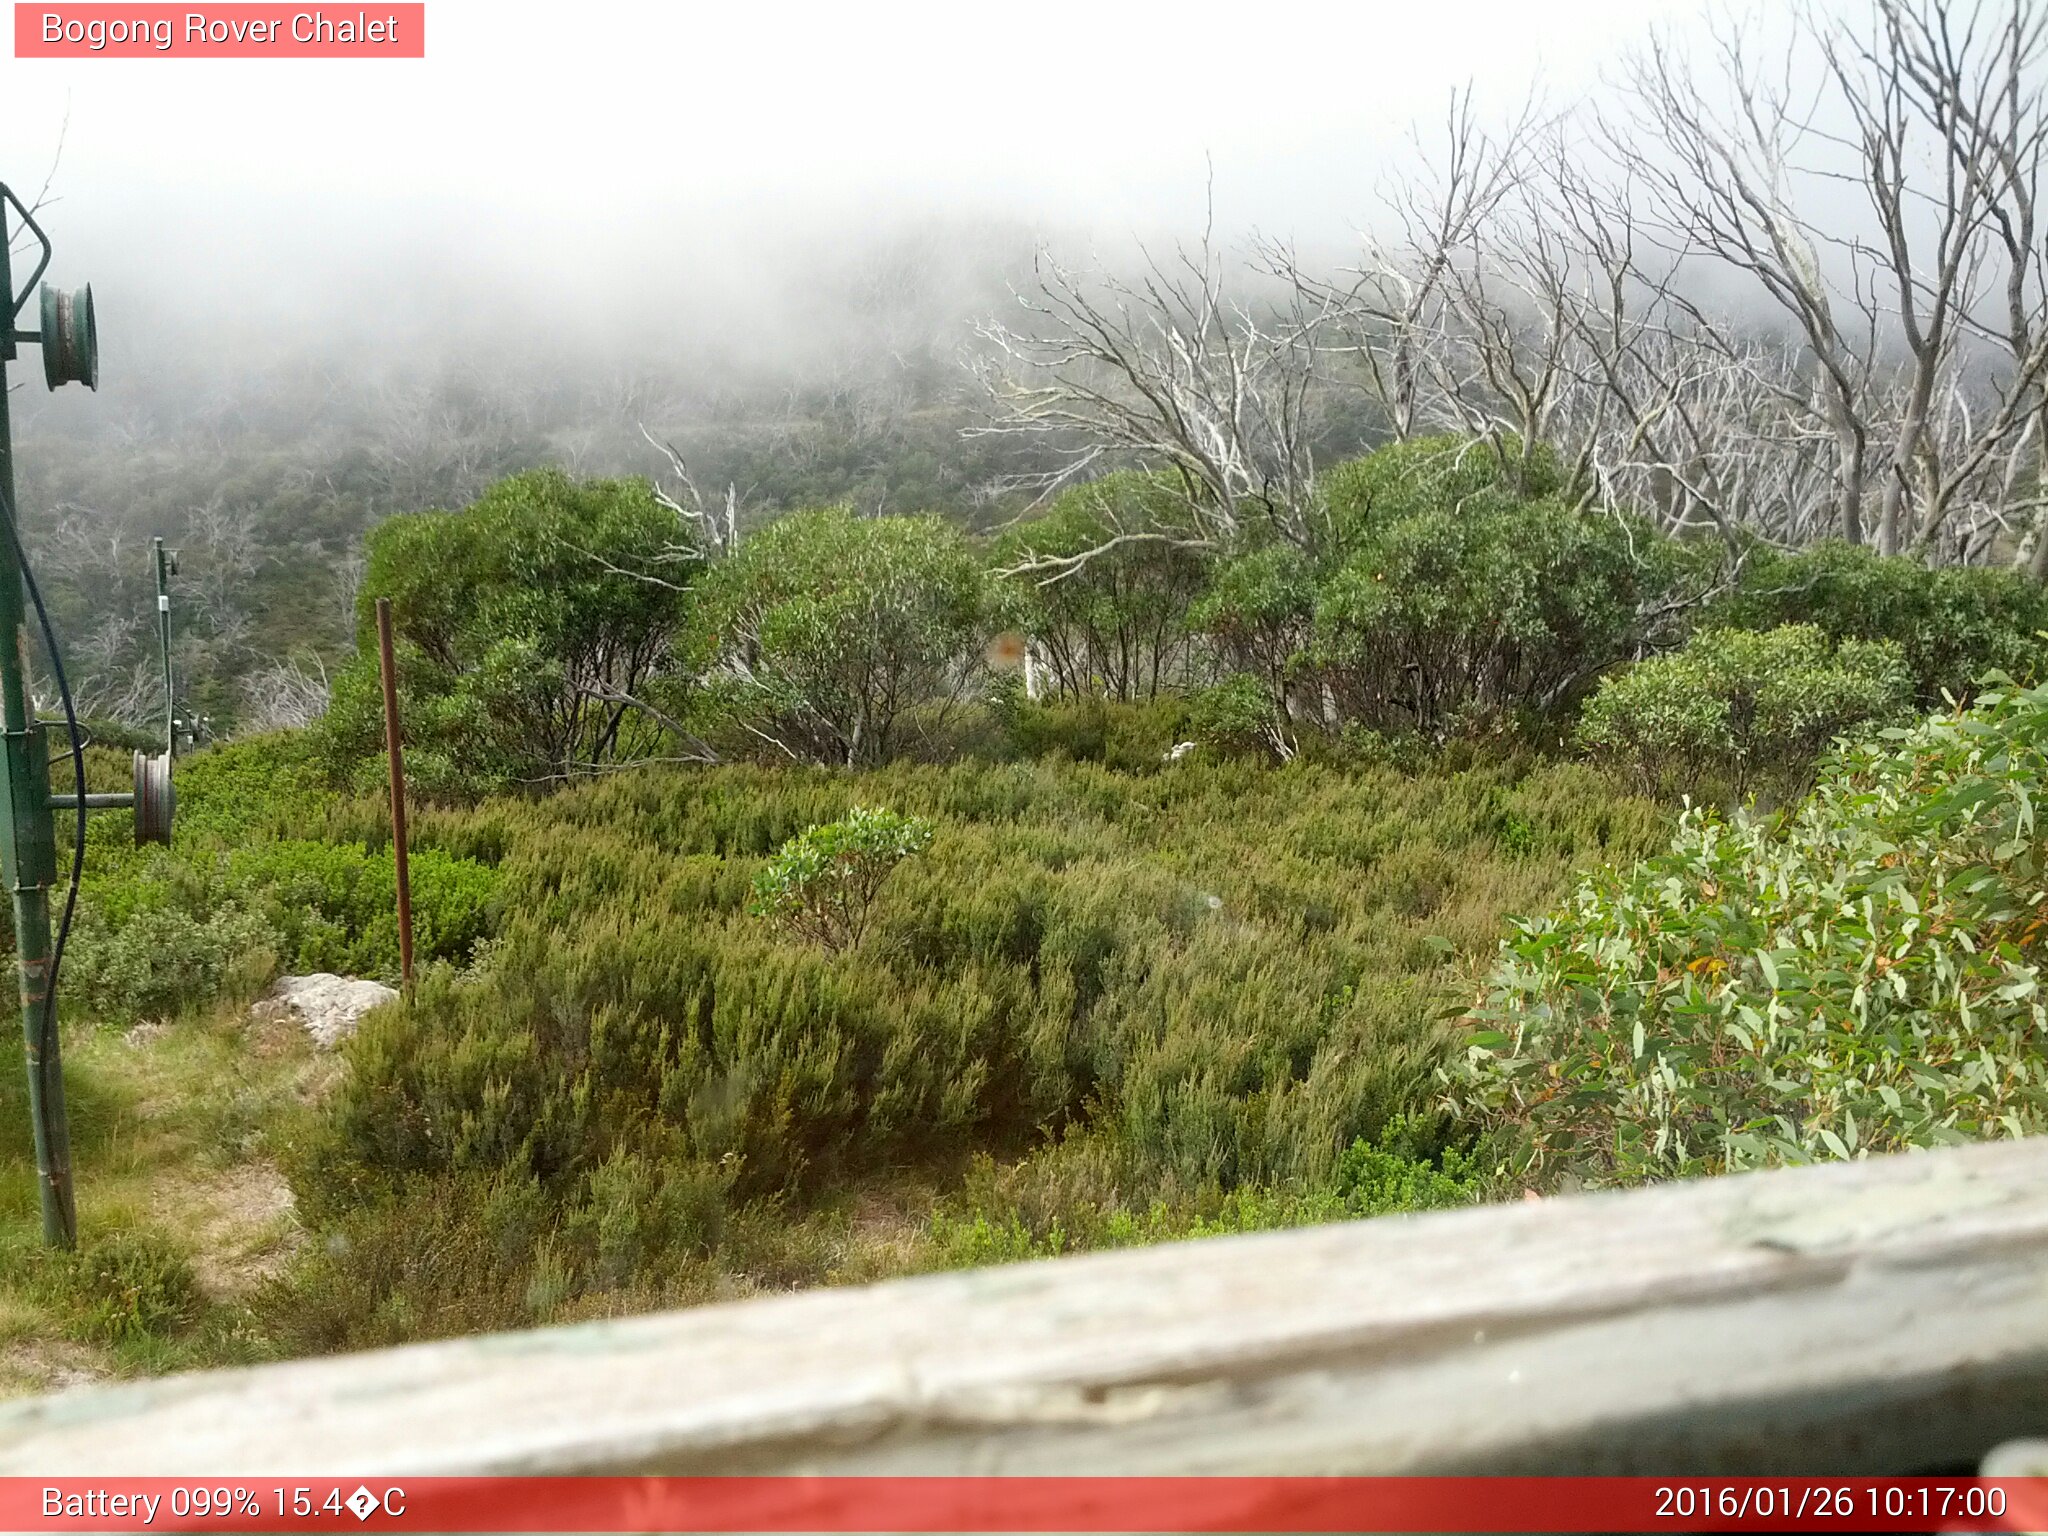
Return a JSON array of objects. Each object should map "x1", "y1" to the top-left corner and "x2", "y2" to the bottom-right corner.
[
  {"x1": 20, "y1": 1232, "x2": 208, "y2": 1346},
  {"x1": 228, "y1": 841, "x2": 498, "y2": 976},
  {"x1": 1712, "y1": 540, "x2": 2048, "y2": 704},
  {"x1": 749, "y1": 807, "x2": 936, "y2": 951},
  {"x1": 687, "y1": 507, "x2": 991, "y2": 766},
  {"x1": 1187, "y1": 544, "x2": 1316, "y2": 729},
  {"x1": 991, "y1": 695, "x2": 1190, "y2": 772},
  {"x1": 1318, "y1": 433, "x2": 1564, "y2": 553},
  {"x1": 1313, "y1": 492, "x2": 1675, "y2": 738},
  {"x1": 60, "y1": 732, "x2": 497, "y2": 1018},
  {"x1": 1186, "y1": 674, "x2": 1283, "y2": 759},
  {"x1": 66, "y1": 901, "x2": 280, "y2": 1022},
  {"x1": 1456, "y1": 676, "x2": 2048, "y2": 1188},
  {"x1": 319, "y1": 469, "x2": 697, "y2": 798},
  {"x1": 992, "y1": 472, "x2": 1210, "y2": 702},
  {"x1": 1576, "y1": 624, "x2": 1912, "y2": 802}
]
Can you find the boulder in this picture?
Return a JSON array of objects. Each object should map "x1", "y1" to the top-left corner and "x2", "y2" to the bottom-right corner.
[{"x1": 257, "y1": 973, "x2": 399, "y2": 1049}]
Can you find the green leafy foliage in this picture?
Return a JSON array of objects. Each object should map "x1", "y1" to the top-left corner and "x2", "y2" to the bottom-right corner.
[
  {"x1": 1455, "y1": 677, "x2": 2048, "y2": 1187},
  {"x1": 1186, "y1": 674, "x2": 1283, "y2": 760},
  {"x1": 320, "y1": 469, "x2": 697, "y2": 798},
  {"x1": 1187, "y1": 544, "x2": 1316, "y2": 746},
  {"x1": 1576, "y1": 625, "x2": 1914, "y2": 802},
  {"x1": 63, "y1": 733, "x2": 497, "y2": 1020},
  {"x1": 993, "y1": 472, "x2": 1210, "y2": 701},
  {"x1": 1317, "y1": 434, "x2": 1564, "y2": 553},
  {"x1": 1313, "y1": 490, "x2": 1675, "y2": 739},
  {"x1": 749, "y1": 807, "x2": 936, "y2": 951},
  {"x1": 1711, "y1": 540, "x2": 2048, "y2": 704},
  {"x1": 1188, "y1": 438, "x2": 1689, "y2": 746},
  {"x1": 687, "y1": 508, "x2": 991, "y2": 766}
]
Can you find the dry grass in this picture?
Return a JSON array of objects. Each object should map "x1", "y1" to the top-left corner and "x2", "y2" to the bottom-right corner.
[{"x1": 0, "y1": 998, "x2": 334, "y2": 1395}]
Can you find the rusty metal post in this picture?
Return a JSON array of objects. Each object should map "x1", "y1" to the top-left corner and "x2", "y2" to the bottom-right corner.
[{"x1": 374, "y1": 599, "x2": 415, "y2": 993}]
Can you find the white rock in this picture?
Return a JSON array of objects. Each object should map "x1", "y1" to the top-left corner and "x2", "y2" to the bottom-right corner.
[
  {"x1": 261, "y1": 973, "x2": 399, "y2": 1049},
  {"x1": 1164, "y1": 740, "x2": 1197, "y2": 763}
]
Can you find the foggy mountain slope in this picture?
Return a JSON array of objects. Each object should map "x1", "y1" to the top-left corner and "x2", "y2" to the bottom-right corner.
[{"x1": 7, "y1": 217, "x2": 1102, "y2": 732}]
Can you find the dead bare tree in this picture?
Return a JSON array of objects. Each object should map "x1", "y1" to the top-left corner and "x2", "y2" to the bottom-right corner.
[
  {"x1": 1277, "y1": 90, "x2": 1541, "y2": 448},
  {"x1": 1611, "y1": 16, "x2": 1891, "y2": 547},
  {"x1": 241, "y1": 653, "x2": 331, "y2": 732},
  {"x1": 639, "y1": 423, "x2": 741, "y2": 559},
  {"x1": 971, "y1": 194, "x2": 1337, "y2": 570},
  {"x1": 1821, "y1": 0, "x2": 2048, "y2": 557}
]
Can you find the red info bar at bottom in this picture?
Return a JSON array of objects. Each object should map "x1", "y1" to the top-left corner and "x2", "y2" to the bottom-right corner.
[
  {"x1": 15, "y1": 5, "x2": 424, "y2": 57},
  {"x1": 11, "y1": 1478, "x2": 2048, "y2": 1533}
]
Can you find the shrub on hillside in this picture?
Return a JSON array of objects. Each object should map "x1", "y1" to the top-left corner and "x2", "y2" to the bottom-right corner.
[
  {"x1": 1189, "y1": 437, "x2": 1694, "y2": 746},
  {"x1": 749, "y1": 807, "x2": 935, "y2": 952},
  {"x1": 1317, "y1": 433, "x2": 1565, "y2": 553},
  {"x1": 1712, "y1": 540, "x2": 2048, "y2": 704},
  {"x1": 686, "y1": 508, "x2": 991, "y2": 766},
  {"x1": 66, "y1": 900, "x2": 280, "y2": 1023},
  {"x1": 320, "y1": 469, "x2": 697, "y2": 798},
  {"x1": 1576, "y1": 624, "x2": 1913, "y2": 802},
  {"x1": 1187, "y1": 674, "x2": 1286, "y2": 760},
  {"x1": 1187, "y1": 544, "x2": 1317, "y2": 751},
  {"x1": 1313, "y1": 493, "x2": 1677, "y2": 739},
  {"x1": 65, "y1": 735, "x2": 498, "y2": 1018},
  {"x1": 283, "y1": 752, "x2": 1664, "y2": 1346},
  {"x1": 992, "y1": 472, "x2": 1211, "y2": 702},
  {"x1": 1456, "y1": 675, "x2": 2048, "y2": 1188}
]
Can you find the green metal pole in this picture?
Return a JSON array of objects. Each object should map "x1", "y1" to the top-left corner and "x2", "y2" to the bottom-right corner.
[
  {"x1": 154, "y1": 538, "x2": 174, "y2": 757},
  {"x1": 0, "y1": 200, "x2": 76, "y2": 1250}
]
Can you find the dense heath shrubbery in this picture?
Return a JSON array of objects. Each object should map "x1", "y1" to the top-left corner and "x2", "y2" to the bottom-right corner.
[
  {"x1": 1709, "y1": 539, "x2": 2048, "y2": 706},
  {"x1": 272, "y1": 747, "x2": 1661, "y2": 1349},
  {"x1": 62, "y1": 734, "x2": 497, "y2": 1021},
  {"x1": 1456, "y1": 675, "x2": 2048, "y2": 1187}
]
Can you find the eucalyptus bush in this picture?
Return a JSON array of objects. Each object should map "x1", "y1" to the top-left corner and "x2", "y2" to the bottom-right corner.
[
  {"x1": 687, "y1": 508, "x2": 991, "y2": 766},
  {"x1": 321, "y1": 470, "x2": 697, "y2": 798},
  {"x1": 1576, "y1": 624, "x2": 1913, "y2": 802},
  {"x1": 749, "y1": 807, "x2": 936, "y2": 952},
  {"x1": 1456, "y1": 676, "x2": 2048, "y2": 1188},
  {"x1": 992, "y1": 472, "x2": 1210, "y2": 702},
  {"x1": 1711, "y1": 540, "x2": 2048, "y2": 705}
]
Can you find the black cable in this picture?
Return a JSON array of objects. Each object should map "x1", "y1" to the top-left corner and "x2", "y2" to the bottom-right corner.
[{"x1": 0, "y1": 485, "x2": 86, "y2": 1010}]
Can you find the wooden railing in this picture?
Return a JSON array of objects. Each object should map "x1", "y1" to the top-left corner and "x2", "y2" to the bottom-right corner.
[{"x1": 1, "y1": 1137, "x2": 2045, "y2": 1476}]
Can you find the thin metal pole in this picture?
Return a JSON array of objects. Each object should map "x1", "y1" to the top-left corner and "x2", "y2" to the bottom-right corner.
[
  {"x1": 154, "y1": 538, "x2": 174, "y2": 757},
  {"x1": 0, "y1": 204, "x2": 74, "y2": 1248},
  {"x1": 375, "y1": 598, "x2": 415, "y2": 993}
]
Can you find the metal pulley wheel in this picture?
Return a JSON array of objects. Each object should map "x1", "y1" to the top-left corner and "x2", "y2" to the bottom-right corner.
[
  {"x1": 131, "y1": 749, "x2": 173, "y2": 846},
  {"x1": 40, "y1": 284, "x2": 97, "y2": 391}
]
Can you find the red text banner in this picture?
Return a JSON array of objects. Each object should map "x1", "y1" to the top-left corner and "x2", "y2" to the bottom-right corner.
[
  {"x1": 6, "y1": 1476, "x2": 2048, "y2": 1533},
  {"x1": 15, "y1": 5, "x2": 424, "y2": 57}
]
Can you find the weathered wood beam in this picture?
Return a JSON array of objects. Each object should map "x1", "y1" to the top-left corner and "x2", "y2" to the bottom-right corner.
[{"x1": 2, "y1": 1138, "x2": 2046, "y2": 1475}]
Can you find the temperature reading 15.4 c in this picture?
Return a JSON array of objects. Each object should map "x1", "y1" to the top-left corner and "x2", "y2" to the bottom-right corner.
[{"x1": 274, "y1": 1486, "x2": 409, "y2": 1521}]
